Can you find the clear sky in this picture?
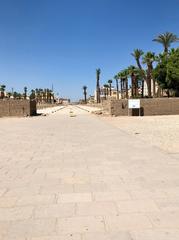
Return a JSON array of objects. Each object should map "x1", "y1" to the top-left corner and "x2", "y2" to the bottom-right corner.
[{"x1": 0, "y1": 0, "x2": 179, "y2": 100}]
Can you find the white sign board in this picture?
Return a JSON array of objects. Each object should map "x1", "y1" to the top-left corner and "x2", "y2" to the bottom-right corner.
[{"x1": 128, "y1": 99, "x2": 140, "y2": 109}]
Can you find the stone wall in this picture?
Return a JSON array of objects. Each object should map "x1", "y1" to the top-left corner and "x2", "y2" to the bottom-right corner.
[
  {"x1": 0, "y1": 100, "x2": 36, "y2": 117},
  {"x1": 102, "y1": 98, "x2": 179, "y2": 116}
]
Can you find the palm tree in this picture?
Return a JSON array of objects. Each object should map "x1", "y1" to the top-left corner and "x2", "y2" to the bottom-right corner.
[
  {"x1": 6, "y1": 92, "x2": 12, "y2": 98},
  {"x1": 118, "y1": 70, "x2": 128, "y2": 99},
  {"x1": 143, "y1": 52, "x2": 156, "y2": 97},
  {"x1": 46, "y1": 89, "x2": 52, "y2": 103},
  {"x1": 96, "y1": 68, "x2": 101, "y2": 103},
  {"x1": 103, "y1": 84, "x2": 109, "y2": 99},
  {"x1": 30, "y1": 90, "x2": 35, "y2": 100},
  {"x1": 114, "y1": 75, "x2": 119, "y2": 100},
  {"x1": 0, "y1": 85, "x2": 6, "y2": 99},
  {"x1": 83, "y1": 86, "x2": 87, "y2": 103},
  {"x1": 123, "y1": 69, "x2": 129, "y2": 99},
  {"x1": 35, "y1": 88, "x2": 40, "y2": 102},
  {"x1": 131, "y1": 49, "x2": 144, "y2": 69},
  {"x1": 127, "y1": 66, "x2": 137, "y2": 97},
  {"x1": 118, "y1": 71, "x2": 124, "y2": 99},
  {"x1": 153, "y1": 32, "x2": 179, "y2": 53},
  {"x1": 39, "y1": 88, "x2": 43, "y2": 103},
  {"x1": 108, "y1": 80, "x2": 113, "y2": 96},
  {"x1": 131, "y1": 49, "x2": 146, "y2": 97},
  {"x1": 103, "y1": 84, "x2": 107, "y2": 99},
  {"x1": 13, "y1": 91, "x2": 18, "y2": 99},
  {"x1": 24, "y1": 86, "x2": 27, "y2": 99}
]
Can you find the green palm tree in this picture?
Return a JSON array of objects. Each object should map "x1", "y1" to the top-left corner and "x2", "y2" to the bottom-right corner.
[
  {"x1": 131, "y1": 49, "x2": 146, "y2": 97},
  {"x1": 127, "y1": 66, "x2": 141, "y2": 98},
  {"x1": 0, "y1": 85, "x2": 6, "y2": 99},
  {"x1": 82, "y1": 86, "x2": 87, "y2": 103},
  {"x1": 24, "y1": 86, "x2": 27, "y2": 99},
  {"x1": 103, "y1": 84, "x2": 109, "y2": 99},
  {"x1": 123, "y1": 69, "x2": 129, "y2": 99},
  {"x1": 118, "y1": 70, "x2": 128, "y2": 99},
  {"x1": 114, "y1": 75, "x2": 119, "y2": 100},
  {"x1": 131, "y1": 49, "x2": 144, "y2": 69},
  {"x1": 47, "y1": 89, "x2": 52, "y2": 103},
  {"x1": 153, "y1": 32, "x2": 179, "y2": 53},
  {"x1": 30, "y1": 89, "x2": 35, "y2": 100},
  {"x1": 96, "y1": 68, "x2": 101, "y2": 103},
  {"x1": 143, "y1": 52, "x2": 156, "y2": 97},
  {"x1": 39, "y1": 88, "x2": 43, "y2": 103},
  {"x1": 6, "y1": 92, "x2": 12, "y2": 98},
  {"x1": 118, "y1": 71, "x2": 124, "y2": 99},
  {"x1": 108, "y1": 80, "x2": 113, "y2": 96}
]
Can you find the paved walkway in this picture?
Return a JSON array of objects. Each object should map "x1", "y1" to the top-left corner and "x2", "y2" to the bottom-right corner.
[{"x1": 0, "y1": 106, "x2": 179, "y2": 240}]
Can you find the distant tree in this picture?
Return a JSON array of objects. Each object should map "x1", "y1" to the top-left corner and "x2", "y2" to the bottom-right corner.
[
  {"x1": 114, "y1": 75, "x2": 119, "y2": 100},
  {"x1": 127, "y1": 66, "x2": 138, "y2": 97},
  {"x1": 108, "y1": 80, "x2": 113, "y2": 96},
  {"x1": 153, "y1": 32, "x2": 179, "y2": 53},
  {"x1": 103, "y1": 84, "x2": 109, "y2": 99},
  {"x1": 24, "y1": 86, "x2": 27, "y2": 99},
  {"x1": 0, "y1": 85, "x2": 6, "y2": 99},
  {"x1": 6, "y1": 92, "x2": 12, "y2": 98},
  {"x1": 118, "y1": 71, "x2": 125, "y2": 99},
  {"x1": 82, "y1": 86, "x2": 87, "y2": 103},
  {"x1": 46, "y1": 89, "x2": 52, "y2": 103},
  {"x1": 96, "y1": 68, "x2": 101, "y2": 103},
  {"x1": 142, "y1": 52, "x2": 156, "y2": 97},
  {"x1": 13, "y1": 91, "x2": 18, "y2": 99},
  {"x1": 30, "y1": 90, "x2": 35, "y2": 100},
  {"x1": 118, "y1": 70, "x2": 129, "y2": 99},
  {"x1": 131, "y1": 49, "x2": 146, "y2": 97}
]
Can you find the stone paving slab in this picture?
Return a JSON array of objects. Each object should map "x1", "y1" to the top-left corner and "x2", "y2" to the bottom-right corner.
[{"x1": 0, "y1": 106, "x2": 179, "y2": 239}]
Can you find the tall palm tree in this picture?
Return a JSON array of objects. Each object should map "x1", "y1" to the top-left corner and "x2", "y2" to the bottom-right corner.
[
  {"x1": 47, "y1": 89, "x2": 52, "y2": 103},
  {"x1": 6, "y1": 92, "x2": 12, "y2": 98},
  {"x1": 83, "y1": 86, "x2": 87, "y2": 103},
  {"x1": 153, "y1": 32, "x2": 179, "y2": 53},
  {"x1": 123, "y1": 69, "x2": 129, "y2": 99},
  {"x1": 114, "y1": 75, "x2": 119, "y2": 100},
  {"x1": 118, "y1": 70, "x2": 128, "y2": 99},
  {"x1": 96, "y1": 68, "x2": 101, "y2": 103},
  {"x1": 24, "y1": 86, "x2": 27, "y2": 99},
  {"x1": 131, "y1": 49, "x2": 146, "y2": 97},
  {"x1": 39, "y1": 88, "x2": 43, "y2": 103},
  {"x1": 0, "y1": 85, "x2": 6, "y2": 99},
  {"x1": 118, "y1": 71, "x2": 124, "y2": 99},
  {"x1": 131, "y1": 49, "x2": 144, "y2": 69},
  {"x1": 108, "y1": 80, "x2": 113, "y2": 96},
  {"x1": 142, "y1": 52, "x2": 156, "y2": 97},
  {"x1": 103, "y1": 84, "x2": 109, "y2": 99},
  {"x1": 30, "y1": 89, "x2": 35, "y2": 100},
  {"x1": 104, "y1": 84, "x2": 109, "y2": 97},
  {"x1": 127, "y1": 66, "x2": 137, "y2": 97}
]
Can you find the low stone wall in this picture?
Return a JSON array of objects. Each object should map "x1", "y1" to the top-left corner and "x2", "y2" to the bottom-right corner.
[
  {"x1": 86, "y1": 103, "x2": 103, "y2": 108},
  {"x1": 0, "y1": 100, "x2": 36, "y2": 117},
  {"x1": 103, "y1": 98, "x2": 179, "y2": 116}
]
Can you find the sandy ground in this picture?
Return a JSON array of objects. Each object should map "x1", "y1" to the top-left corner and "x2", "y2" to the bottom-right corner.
[
  {"x1": 77, "y1": 105, "x2": 102, "y2": 113},
  {"x1": 37, "y1": 106, "x2": 65, "y2": 115},
  {"x1": 1, "y1": 106, "x2": 179, "y2": 239},
  {"x1": 102, "y1": 115, "x2": 179, "y2": 155}
]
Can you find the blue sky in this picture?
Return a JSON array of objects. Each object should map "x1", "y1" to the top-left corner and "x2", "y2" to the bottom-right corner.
[{"x1": 0, "y1": 0, "x2": 179, "y2": 100}]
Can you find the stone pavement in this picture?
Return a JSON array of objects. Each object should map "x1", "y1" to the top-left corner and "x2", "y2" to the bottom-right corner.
[
  {"x1": 37, "y1": 106, "x2": 65, "y2": 115},
  {"x1": 0, "y1": 106, "x2": 179, "y2": 240}
]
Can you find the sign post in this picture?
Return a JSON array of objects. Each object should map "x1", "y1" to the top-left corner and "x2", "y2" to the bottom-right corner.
[{"x1": 128, "y1": 99, "x2": 141, "y2": 116}]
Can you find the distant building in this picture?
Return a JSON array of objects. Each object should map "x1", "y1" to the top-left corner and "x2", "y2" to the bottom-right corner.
[{"x1": 58, "y1": 98, "x2": 70, "y2": 105}]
